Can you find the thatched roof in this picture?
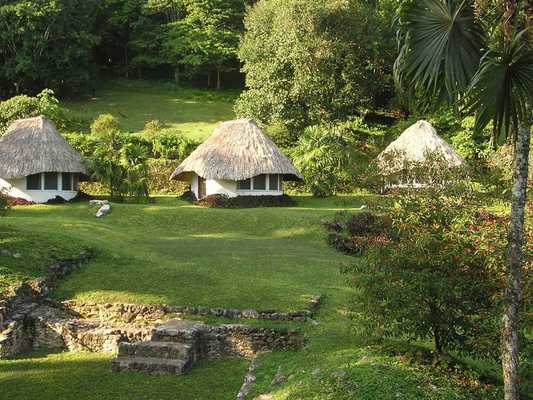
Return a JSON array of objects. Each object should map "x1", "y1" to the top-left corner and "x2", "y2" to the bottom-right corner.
[
  {"x1": 376, "y1": 120, "x2": 465, "y2": 170},
  {"x1": 0, "y1": 116, "x2": 87, "y2": 179},
  {"x1": 171, "y1": 118, "x2": 303, "y2": 181}
]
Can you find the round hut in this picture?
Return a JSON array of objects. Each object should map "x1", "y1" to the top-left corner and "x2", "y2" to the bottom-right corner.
[
  {"x1": 170, "y1": 118, "x2": 302, "y2": 199},
  {"x1": 0, "y1": 116, "x2": 87, "y2": 203},
  {"x1": 375, "y1": 120, "x2": 465, "y2": 187}
]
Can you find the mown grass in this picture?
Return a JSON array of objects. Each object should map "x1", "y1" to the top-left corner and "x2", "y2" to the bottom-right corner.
[
  {"x1": 1, "y1": 196, "x2": 368, "y2": 310},
  {"x1": 63, "y1": 80, "x2": 237, "y2": 140},
  {"x1": 0, "y1": 352, "x2": 247, "y2": 400},
  {"x1": 0, "y1": 195, "x2": 506, "y2": 399}
]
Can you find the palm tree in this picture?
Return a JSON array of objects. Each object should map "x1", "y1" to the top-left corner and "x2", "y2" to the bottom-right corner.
[{"x1": 393, "y1": 1, "x2": 533, "y2": 399}]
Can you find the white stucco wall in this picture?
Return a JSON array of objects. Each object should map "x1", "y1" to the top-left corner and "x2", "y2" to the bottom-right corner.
[
  {"x1": 0, "y1": 174, "x2": 79, "y2": 203},
  {"x1": 189, "y1": 173, "x2": 284, "y2": 199}
]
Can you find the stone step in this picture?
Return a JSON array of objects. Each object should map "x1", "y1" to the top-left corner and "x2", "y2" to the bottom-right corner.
[
  {"x1": 111, "y1": 356, "x2": 190, "y2": 375},
  {"x1": 118, "y1": 341, "x2": 192, "y2": 360},
  {"x1": 151, "y1": 319, "x2": 206, "y2": 344}
]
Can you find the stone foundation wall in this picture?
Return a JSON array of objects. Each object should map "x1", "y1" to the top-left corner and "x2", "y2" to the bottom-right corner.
[
  {"x1": 2, "y1": 301, "x2": 304, "y2": 358},
  {"x1": 0, "y1": 251, "x2": 94, "y2": 358},
  {"x1": 201, "y1": 324, "x2": 304, "y2": 359},
  {"x1": 63, "y1": 295, "x2": 322, "y2": 325},
  {"x1": 1, "y1": 250, "x2": 309, "y2": 359}
]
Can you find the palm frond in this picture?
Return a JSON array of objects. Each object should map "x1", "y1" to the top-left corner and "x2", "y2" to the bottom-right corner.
[
  {"x1": 465, "y1": 30, "x2": 533, "y2": 144},
  {"x1": 394, "y1": 0, "x2": 485, "y2": 106}
]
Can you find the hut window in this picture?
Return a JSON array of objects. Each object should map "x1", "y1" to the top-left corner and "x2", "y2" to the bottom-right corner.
[
  {"x1": 73, "y1": 174, "x2": 80, "y2": 191},
  {"x1": 27, "y1": 173, "x2": 42, "y2": 190},
  {"x1": 269, "y1": 174, "x2": 279, "y2": 191},
  {"x1": 237, "y1": 178, "x2": 251, "y2": 190},
  {"x1": 253, "y1": 174, "x2": 267, "y2": 190},
  {"x1": 62, "y1": 173, "x2": 72, "y2": 191},
  {"x1": 44, "y1": 172, "x2": 58, "y2": 190}
]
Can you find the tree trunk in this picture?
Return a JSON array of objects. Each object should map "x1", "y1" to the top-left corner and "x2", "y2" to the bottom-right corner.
[
  {"x1": 216, "y1": 68, "x2": 221, "y2": 90},
  {"x1": 207, "y1": 71, "x2": 211, "y2": 88},
  {"x1": 502, "y1": 120, "x2": 531, "y2": 400},
  {"x1": 174, "y1": 67, "x2": 180, "y2": 84}
]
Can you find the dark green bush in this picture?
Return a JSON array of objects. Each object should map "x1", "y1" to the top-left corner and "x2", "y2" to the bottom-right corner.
[
  {"x1": 324, "y1": 212, "x2": 391, "y2": 255},
  {"x1": 180, "y1": 190, "x2": 197, "y2": 203},
  {"x1": 196, "y1": 194, "x2": 296, "y2": 208}
]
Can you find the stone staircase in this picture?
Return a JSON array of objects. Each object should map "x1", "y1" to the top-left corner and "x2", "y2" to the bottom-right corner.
[{"x1": 111, "y1": 320, "x2": 206, "y2": 375}]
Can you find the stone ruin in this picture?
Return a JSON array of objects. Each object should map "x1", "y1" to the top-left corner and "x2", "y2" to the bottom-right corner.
[{"x1": 0, "y1": 252, "x2": 313, "y2": 377}]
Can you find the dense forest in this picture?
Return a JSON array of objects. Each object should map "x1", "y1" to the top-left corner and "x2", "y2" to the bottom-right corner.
[{"x1": 0, "y1": 0, "x2": 396, "y2": 103}]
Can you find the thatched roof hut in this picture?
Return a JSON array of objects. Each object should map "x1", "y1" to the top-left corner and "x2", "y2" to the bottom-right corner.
[
  {"x1": 376, "y1": 120, "x2": 465, "y2": 170},
  {"x1": 171, "y1": 118, "x2": 302, "y2": 181},
  {"x1": 171, "y1": 118, "x2": 302, "y2": 199},
  {"x1": 0, "y1": 115, "x2": 87, "y2": 179}
]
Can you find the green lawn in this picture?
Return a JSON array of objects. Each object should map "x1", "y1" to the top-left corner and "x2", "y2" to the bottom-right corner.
[
  {"x1": 0, "y1": 196, "x2": 505, "y2": 399},
  {"x1": 1, "y1": 196, "x2": 360, "y2": 310},
  {"x1": 63, "y1": 80, "x2": 238, "y2": 140}
]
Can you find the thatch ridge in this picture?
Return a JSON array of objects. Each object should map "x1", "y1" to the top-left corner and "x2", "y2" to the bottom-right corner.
[
  {"x1": 0, "y1": 115, "x2": 87, "y2": 179},
  {"x1": 171, "y1": 118, "x2": 303, "y2": 181},
  {"x1": 376, "y1": 120, "x2": 465, "y2": 170}
]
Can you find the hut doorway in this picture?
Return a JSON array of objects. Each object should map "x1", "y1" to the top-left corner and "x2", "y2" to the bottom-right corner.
[{"x1": 198, "y1": 176, "x2": 206, "y2": 199}]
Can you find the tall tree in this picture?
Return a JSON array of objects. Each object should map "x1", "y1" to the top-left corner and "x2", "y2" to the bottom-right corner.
[
  {"x1": 394, "y1": 1, "x2": 533, "y2": 398},
  {"x1": 162, "y1": 0, "x2": 244, "y2": 88},
  {"x1": 0, "y1": 0, "x2": 100, "y2": 96},
  {"x1": 236, "y1": 0, "x2": 397, "y2": 136}
]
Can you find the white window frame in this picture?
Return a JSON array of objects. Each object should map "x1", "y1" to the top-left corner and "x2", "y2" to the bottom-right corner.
[{"x1": 237, "y1": 174, "x2": 282, "y2": 193}]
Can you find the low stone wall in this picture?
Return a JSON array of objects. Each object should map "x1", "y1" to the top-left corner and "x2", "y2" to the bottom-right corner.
[
  {"x1": 63, "y1": 295, "x2": 322, "y2": 325},
  {"x1": 3, "y1": 303, "x2": 303, "y2": 358},
  {"x1": 201, "y1": 324, "x2": 304, "y2": 359},
  {"x1": 1, "y1": 250, "x2": 310, "y2": 360},
  {"x1": 0, "y1": 251, "x2": 94, "y2": 358}
]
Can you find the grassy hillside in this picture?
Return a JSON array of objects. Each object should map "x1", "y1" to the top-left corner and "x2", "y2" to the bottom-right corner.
[
  {"x1": 0, "y1": 226, "x2": 90, "y2": 297},
  {"x1": 0, "y1": 197, "x2": 504, "y2": 399},
  {"x1": 63, "y1": 80, "x2": 238, "y2": 140}
]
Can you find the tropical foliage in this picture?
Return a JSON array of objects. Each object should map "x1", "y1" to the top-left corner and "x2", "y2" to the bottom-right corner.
[{"x1": 291, "y1": 121, "x2": 381, "y2": 197}]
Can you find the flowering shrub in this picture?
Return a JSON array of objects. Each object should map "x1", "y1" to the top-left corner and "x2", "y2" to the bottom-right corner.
[
  {"x1": 196, "y1": 194, "x2": 296, "y2": 208},
  {"x1": 335, "y1": 192, "x2": 531, "y2": 359},
  {"x1": 7, "y1": 197, "x2": 34, "y2": 206},
  {"x1": 324, "y1": 212, "x2": 391, "y2": 255}
]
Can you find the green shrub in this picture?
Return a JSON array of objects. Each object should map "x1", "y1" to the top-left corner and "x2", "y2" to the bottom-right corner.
[
  {"x1": 151, "y1": 130, "x2": 198, "y2": 160},
  {"x1": 64, "y1": 132, "x2": 99, "y2": 157},
  {"x1": 87, "y1": 129, "x2": 150, "y2": 201},
  {"x1": 147, "y1": 158, "x2": 188, "y2": 195},
  {"x1": 324, "y1": 211, "x2": 391, "y2": 255},
  {"x1": 144, "y1": 119, "x2": 165, "y2": 135},
  {"x1": 90, "y1": 114, "x2": 120, "y2": 136},
  {"x1": 0, "y1": 89, "x2": 61, "y2": 134}
]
